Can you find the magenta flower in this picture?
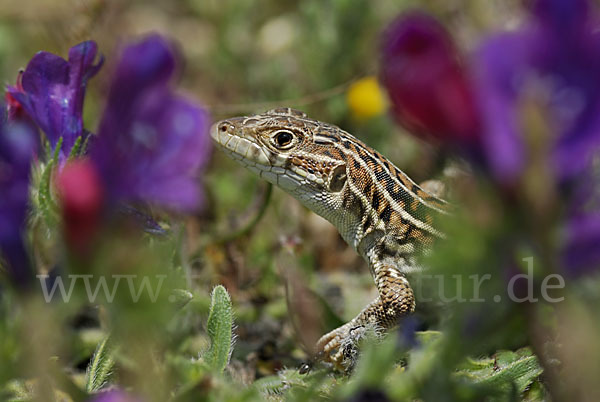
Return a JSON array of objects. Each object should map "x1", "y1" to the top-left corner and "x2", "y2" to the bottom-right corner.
[
  {"x1": 88, "y1": 390, "x2": 142, "y2": 402},
  {"x1": 7, "y1": 41, "x2": 103, "y2": 162},
  {"x1": 0, "y1": 113, "x2": 37, "y2": 287},
  {"x1": 56, "y1": 159, "x2": 104, "y2": 256},
  {"x1": 380, "y1": 13, "x2": 480, "y2": 146}
]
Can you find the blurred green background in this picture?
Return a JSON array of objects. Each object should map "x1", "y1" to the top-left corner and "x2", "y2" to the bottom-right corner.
[
  {"x1": 0, "y1": 0, "x2": 520, "y2": 379},
  {"x1": 7, "y1": 1, "x2": 595, "y2": 401}
]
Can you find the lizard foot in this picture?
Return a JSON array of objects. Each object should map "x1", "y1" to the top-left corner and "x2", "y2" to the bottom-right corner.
[{"x1": 314, "y1": 323, "x2": 373, "y2": 371}]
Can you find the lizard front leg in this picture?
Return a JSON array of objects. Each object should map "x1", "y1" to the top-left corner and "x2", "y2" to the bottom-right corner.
[{"x1": 315, "y1": 264, "x2": 415, "y2": 369}]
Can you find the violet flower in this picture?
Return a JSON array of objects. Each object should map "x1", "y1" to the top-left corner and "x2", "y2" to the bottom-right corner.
[
  {"x1": 0, "y1": 112, "x2": 37, "y2": 287},
  {"x1": 53, "y1": 35, "x2": 210, "y2": 254},
  {"x1": 563, "y1": 213, "x2": 600, "y2": 276},
  {"x1": 90, "y1": 35, "x2": 211, "y2": 211},
  {"x1": 474, "y1": 0, "x2": 600, "y2": 183},
  {"x1": 474, "y1": 0, "x2": 600, "y2": 275},
  {"x1": 11, "y1": 35, "x2": 210, "y2": 214},
  {"x1": 7, "y1": 41, "x2": 103, "y2": 162},
  {"x1": 7, "y1": 35, "x2": 210, "y2": 258}
]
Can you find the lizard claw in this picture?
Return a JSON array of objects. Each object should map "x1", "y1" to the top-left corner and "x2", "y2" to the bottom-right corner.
[
  {"x1": 314, "y1": 323, "x2": 363, "y2": 371},
  {"x1": 298, "y1": 362, "x2": 312, "y2": 375}
]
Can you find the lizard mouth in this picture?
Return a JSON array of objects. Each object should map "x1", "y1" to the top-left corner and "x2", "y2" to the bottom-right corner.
[
  {"x1": 210, "y1": 120, "x2": 306, "y2": 191},
  {"x1": 210, "y1": 121, "x2": 272, "y2": 167}
]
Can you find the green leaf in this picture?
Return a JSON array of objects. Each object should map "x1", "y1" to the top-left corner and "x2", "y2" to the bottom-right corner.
[
  {"x1": 253, "y1": 374, "x2": 289, "y2": 396},
  {"x1": 204, "y1": 285, "x2": 234, "y2": 373},
  {"x1": 169, "y1": 289, "x2": 194, "y2": 310},
  {"x1": 79, "y1": 131, "x2": 93, "y2": 156},
  {"x1": 85, "y1": 335, "x2": 115, "y2": 393},
  {"x1": 1, "y1": 379, "x2": 31, "y2": 401},
  {"x1": 38, "y1": 160, "x2": 58, "y2": 225},
  {"x1": 456, "y1": 347, "x2": 543, "y2": 395},
  {"x1": 44, "y1": 139, "x2": 52, "y2": 161},
  {"x1": 415, "y1": 330, "x2": 443, "y2": 347},
  {"x1": 67, "y1": 135, "x2": 83, "y2": 161},
  {"x1": 52, "y1": 137, "x2": 63, "y2": 163},
  {"x1": 254, "y1": 369, "x2": 333, "y2": 399}
]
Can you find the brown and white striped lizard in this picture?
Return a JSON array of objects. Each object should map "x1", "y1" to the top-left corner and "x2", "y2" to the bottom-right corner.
[{"x1": 211, "y1": 108, "x2": 449, "y2": 369}]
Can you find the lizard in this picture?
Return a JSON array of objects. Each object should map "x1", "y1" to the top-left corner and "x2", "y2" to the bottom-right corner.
[{"x1": 210, "y1": 107, "x2": 449, "y2": 369}]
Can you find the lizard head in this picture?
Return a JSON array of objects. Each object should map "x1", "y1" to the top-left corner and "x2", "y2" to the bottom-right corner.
[{"x1": 211, "y1": 108, "x2": 348, "y2": 194}]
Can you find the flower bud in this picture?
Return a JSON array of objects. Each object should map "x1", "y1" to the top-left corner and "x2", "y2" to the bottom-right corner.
[
  {"x1": 56, "y1": 159, "x2": 104, "y2": 255},
  {"x1": 381, "y1": 13, "x2": 480, "y2": 144}
]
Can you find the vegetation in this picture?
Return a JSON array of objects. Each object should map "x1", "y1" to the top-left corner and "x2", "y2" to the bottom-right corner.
[{"x1": 1, "y1": 0, "x2": 599, "y2": 401}]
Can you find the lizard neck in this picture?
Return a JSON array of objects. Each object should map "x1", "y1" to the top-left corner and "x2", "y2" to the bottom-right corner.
[{"x1": 323, "y1": 132, "x2": 448, "y2": 258}]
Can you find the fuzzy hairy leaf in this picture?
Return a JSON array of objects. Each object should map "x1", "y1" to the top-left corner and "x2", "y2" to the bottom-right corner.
[
  {"x1": 38, "y1": 160, "x2": 58, "y2": 225},
  {"x1": 169, "y1": 289, "x2": 194, "y2": 310},
  {"x1": 456, "y1": 347, "x2": 543, "y2": 395},
  {"x1": 205, "y1": 285, "x2": 234, "y2": 373},
  {"x1": 67, "y1": 135, "x2": 83, "y2": 161},
  {"x1": 85, "y1": 336, "x2": 115, "y2": 393}
]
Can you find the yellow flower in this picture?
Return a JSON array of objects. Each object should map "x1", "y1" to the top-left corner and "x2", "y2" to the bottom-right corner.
[{"x1": 346, "y1": 76, "x2": 387, "y2": 120}]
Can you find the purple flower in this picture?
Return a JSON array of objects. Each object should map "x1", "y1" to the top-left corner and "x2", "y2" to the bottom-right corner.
[
  {"x1": 0, "y1": 112, "x2": 37, "y2": 287},
  {"x1": 381, "y1": 0, "x2": 600, "y2": 185},
  {"x1": 474, "y1": 0, "x2": 600, "y2": 276},
  {"x1": 88, "y1": 390, "x2": 142, "y2": 402},
  {"x1": 380, "y1": 13, "x2": 481, "y2": 146},
  {"x1": 381, "y1": 0, "x2": 600, "y2": 278},
  {"x1": 563, "y1": 213, "x2": 600, "y2": 277},
  {"x1": 7, "y1": 41, "x2": 103, "y2": 161},
  {"x1": 49, "y1": 35, "x2": 210, "y2": 255},
  {"x1": 3, "y1": 35, "x2": 210, "y2": 263},
  {"x1": 10, "y1": 34, "x2": 210, "y2": 218},
  {"x1": 90, "y1": 35, "x2": 211, "y2": 211},
  {"x1": 473, "y1": 0, "x2": 600, "y2": 183}
]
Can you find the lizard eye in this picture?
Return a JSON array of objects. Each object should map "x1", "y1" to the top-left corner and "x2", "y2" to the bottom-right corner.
[{"x1": 273, "y1": 130, "x2": 295, "y2": 149}]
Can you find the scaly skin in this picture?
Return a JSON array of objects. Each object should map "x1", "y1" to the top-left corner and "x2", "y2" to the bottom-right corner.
[{"x1": 211, "y1": 108, "x2": 449, "y2": 369}]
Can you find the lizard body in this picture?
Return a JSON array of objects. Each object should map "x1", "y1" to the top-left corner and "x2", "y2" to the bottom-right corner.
[{"x1": 211, "y1": 108, "x2": 449, "y2": 367}]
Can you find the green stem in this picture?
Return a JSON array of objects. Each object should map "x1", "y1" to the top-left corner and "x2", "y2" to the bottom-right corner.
[{"x1": 216, "y1": 182, "x2": 272, "y2": 243}]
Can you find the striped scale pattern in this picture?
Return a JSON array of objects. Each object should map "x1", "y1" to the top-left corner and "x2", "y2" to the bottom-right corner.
[{"x1": 211, "y1": 107, "x2": 449, "y2": 369}]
